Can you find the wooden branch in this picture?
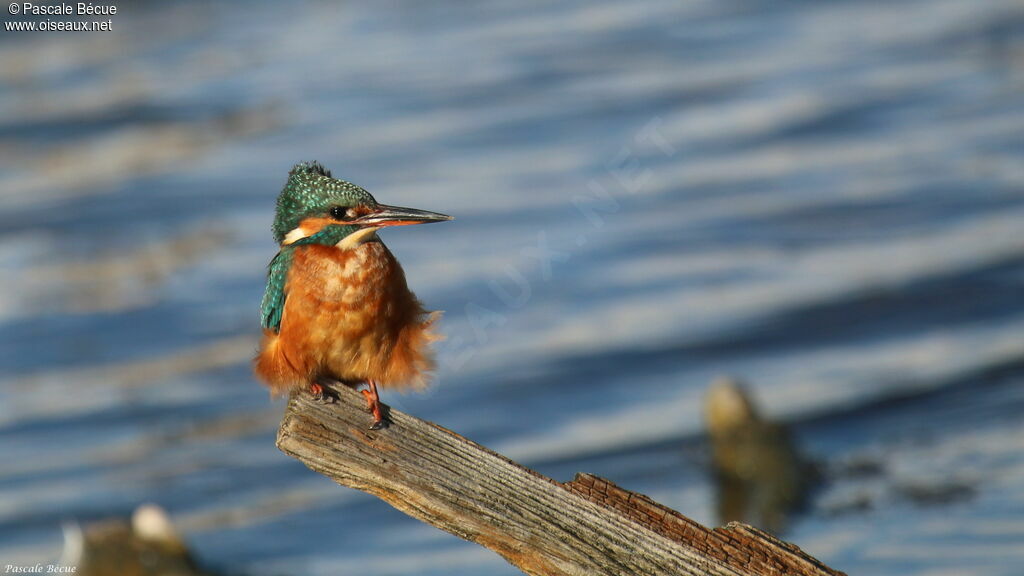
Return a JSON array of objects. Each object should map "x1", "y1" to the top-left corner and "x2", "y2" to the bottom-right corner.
[{"x1": 276, "y1": 387, "x2": 845, "y2": 576}]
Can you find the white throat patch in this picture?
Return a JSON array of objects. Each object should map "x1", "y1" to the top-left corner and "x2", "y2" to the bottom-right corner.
[{"x1": 336, "y1": 227, "x2": 381, "y2": 250}]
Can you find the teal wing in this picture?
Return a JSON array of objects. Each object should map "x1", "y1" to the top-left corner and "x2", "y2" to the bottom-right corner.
[{"x1": 260, "y1": 247, "x2": 295, "y2": 332}]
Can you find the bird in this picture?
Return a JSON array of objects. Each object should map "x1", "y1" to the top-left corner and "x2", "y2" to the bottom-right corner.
[
  {"x1": 254, "y1": 161, "x2": 452, "y2": 429},
  {"x1": 704, "y1": 376, "x2": 814, "y2": 533}
]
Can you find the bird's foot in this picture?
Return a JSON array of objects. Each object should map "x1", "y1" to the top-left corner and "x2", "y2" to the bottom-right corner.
[
  {"x1": 308, "y1": 382, "x2": 338, "y2": 403},
  {"x1": 360, "y1": 381, "x2": 389, "y2": 430}
]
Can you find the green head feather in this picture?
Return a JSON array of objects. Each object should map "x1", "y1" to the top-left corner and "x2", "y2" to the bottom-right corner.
[
  {"x1": 271, "y1": 161, "x2": 379, "y2": 244},
  {"x1": 262, "y1": 161, "x2": 379, "y2": 331}
]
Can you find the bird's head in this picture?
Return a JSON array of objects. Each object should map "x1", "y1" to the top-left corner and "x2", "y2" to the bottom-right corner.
[{"x1": 271, "y1": 161, "x2": 452, "y2": 248}]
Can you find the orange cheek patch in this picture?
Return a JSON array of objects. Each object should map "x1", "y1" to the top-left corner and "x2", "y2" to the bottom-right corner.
[
  {"x1": 283, "y1": 217, "x2": 338, "y2": 244},
  {"x1": 298, "y1": 217, "x2": 337, "y2": 236}
]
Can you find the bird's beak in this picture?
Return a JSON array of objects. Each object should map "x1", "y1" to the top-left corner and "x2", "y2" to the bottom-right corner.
[{"x1": 357, "y1": 204, "x2": 454, "y2": 227}]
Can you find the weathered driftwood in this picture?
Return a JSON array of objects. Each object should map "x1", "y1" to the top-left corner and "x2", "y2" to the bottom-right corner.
[{"x1": 277, "y1": 386, "x2": 845, "y2": 576}]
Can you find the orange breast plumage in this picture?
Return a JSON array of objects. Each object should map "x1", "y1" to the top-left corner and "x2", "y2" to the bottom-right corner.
[{"x1": 254, "y1": 239, "x2": 441, "y2": 396}]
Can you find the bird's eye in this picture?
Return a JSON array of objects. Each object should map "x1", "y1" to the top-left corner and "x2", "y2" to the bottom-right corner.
[{"x1": 330, "y1": 206, "x2": 358, "y2": 220}]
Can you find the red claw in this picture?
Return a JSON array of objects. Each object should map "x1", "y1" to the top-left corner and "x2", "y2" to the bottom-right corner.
[{"x1": 309, "y1": 382, "x2": 324, "y2": 401}]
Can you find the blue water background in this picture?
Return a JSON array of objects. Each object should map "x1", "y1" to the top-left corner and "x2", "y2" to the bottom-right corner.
[{"x1": 1, "y1": 1, "x2": 1023, "y2": 574}]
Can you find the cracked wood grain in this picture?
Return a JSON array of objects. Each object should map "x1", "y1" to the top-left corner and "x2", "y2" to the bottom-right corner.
[{"x1": 276, "y1": 387, "x2": 845, "y2": 576}]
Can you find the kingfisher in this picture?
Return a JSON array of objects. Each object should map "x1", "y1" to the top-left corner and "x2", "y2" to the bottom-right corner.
[{"x1": 254, "y1": 161, "x2": 452, "y2": 429}]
